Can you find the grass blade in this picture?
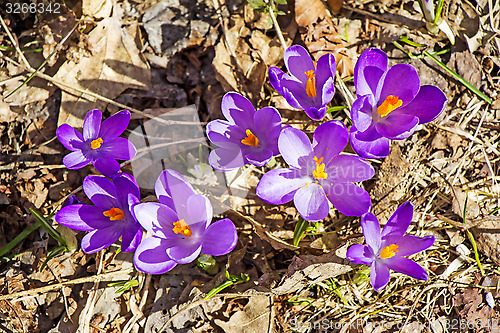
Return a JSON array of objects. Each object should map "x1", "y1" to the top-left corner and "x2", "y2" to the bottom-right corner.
[{"x1": 293, "y1": 217, "x2": 310, "y2": 247}]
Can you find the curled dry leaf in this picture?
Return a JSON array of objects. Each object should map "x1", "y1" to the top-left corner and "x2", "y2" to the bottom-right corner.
[
  {"x1": 55, "y1": 12, "x2": 151, "y2": 127},
  {"x1": 294, "y1": 0, "x2": 354, "y2": 78}
]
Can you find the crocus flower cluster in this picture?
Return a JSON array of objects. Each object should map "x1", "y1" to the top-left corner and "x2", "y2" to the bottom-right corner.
[
  {"x1": 269, "y1": 45, "x2": 336, "y2": 121},
  {"x1": 56, "y1": 109, "x2": 137, "y2": 177},
  {"x1": 56, "y1": 109, "x2": 238, "y2": 275},
  {"x1": 206, "y1": 92, "x2": 282, "y2": 171},
  {"x1": 257, "y1": 121, "x2": 374, "y2": 221},
  {"x1": 53, "y1": 44, "x2": 445, "y2": 290},
  {"x1": 349, "y1": 48, "x2": 447, "y2": 159},
  {"x1": 133, "y1": 170, "x2": 238, "y2": 274},
  {"x1": 55, "y1": 174, "x2": 142, "y2": 253},
  {"x1": 346, "y1": 202, "x2": 435, "y2": 290}
]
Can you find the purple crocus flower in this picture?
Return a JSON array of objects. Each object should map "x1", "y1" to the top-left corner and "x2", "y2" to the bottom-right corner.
[
  {"x1": 256, "y1": 121, "x2": 374, "y2": 221},
  {"x1": 346, "y1": 202, "x2": 435, "y2": 291},
  {"x1": 206, "y1": 92, "x2": 282, "y2": 171},
  {"x1": 55, "y1": 173, "x2": 143, "y2": 253},
  {"x1": 350, "y1": 48, "x2": 447, "y2": 159},
  {"x1": 269, "y1": 45, "x2": 336, "y2": 121},
  {"x1": 133, "y1": 170, "x2": 238, "y2": 274},
  {"x1": 56, "y1": 109, "x2": 137, "y2": 177}
]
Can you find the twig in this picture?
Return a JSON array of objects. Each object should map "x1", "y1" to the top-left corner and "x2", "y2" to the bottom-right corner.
[
  {"x1": 267, "y1": 0, "x2": 287, "y2": 51},
  {"x1": 0, "y1": 268, "x2": 134, "y2": 301},
  {"x1": 0, "y1": 15, "x2": 30, "y2": 69}
]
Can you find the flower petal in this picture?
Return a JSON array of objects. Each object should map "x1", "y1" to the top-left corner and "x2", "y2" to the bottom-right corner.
[
  {"x1": 376, "y1": 64, "x2": 420, "y2": 107},
  {"x1": 206, "y1": 120, "x2": 245, "y2": 148},
  {"x1": 101, "y1": 137, "x2": 137, "y2": 160},
  {"x1": 92, "y1": 157, "x2": 121, "y2": 177},
  {"x1": 55, "y1": 204, "x2": 110, "y2": 231},
  {"x1": 269, "y1": 68, "x2": 308, "y2": 110},
  {"x1": 351, "y1": 95, "x2": 375, "y2": 132},
  {"x1": 384, "y1": 257, "x2": 429, "y2": 280},
  {"x1": 361, "y1": 213, "x2": 381, "y2": 253},
  {"x1": 154, "y1": 169, "x2": 195, "y2": 215},
  {"x1": 221, "y1": 92, "x2": 255, "y2": 128},
  {"x1": 397, "y1": 85, "x2": 447, "y2": 124},
  {"x1": 312, "y1": 120, "x2": 348, "y2": 161},
  {"x1": 253, "y1": 106, "x2": 282, "y2": 147},
  {"x1": 133, "y1": 236, "x2": 177, "y2": 274},
  {"x1": 315, "y1": 53, "x2": 336, "y2": 106},
  {"x1": 278, "y1": 126, "x2": 313, "y2": 169},
  {"x1": 304, "y1": 106, "x2": 327, "y2": 121},
  {"x1": 112, "y1": 173, "x2": 140, "y2": 206},
  {"x1": 293, "y1": 183, "x2": 329, "y2": 222},
  {"x1": 56, "y1": 124, "x2": 84, "y2": 151},
  {"x1": 201, "y1": 218, "x2": 238, "y2": 256},
  {"x1": 371, "y1": 260, "x2": 390, "y2": 291},
  {"x1": 244, "y1": 148, "x2": 273, "y2": 167},
  {"x1": 120, "y1": 224, "x2": 142, "y2": 252},
  {"x1": 63, "y1": 151, "x2": 91, "y2": 170},
  {"x1": 381, "y1": 201, "x2": 414, "y2": 239},
  {"x1": 81, "y1": 227, "x2": 122, "y2": 253},
  {"x1": 354, "y1": 48, "x2": 387, "y2": 97},
  {"x1": 349, "y1": 124, "x2": 390, "y2": 159},
  {"x1": 83, "y1": 109, "x2": 102, "y2": 140},
  {"x1": 327, "y1": 155, "x2": 375, "y2": 182},
  {"x1": 375, "y1": 113, "x2": 419, "y2": 140},
  {"x1": 186, "y1": 194, "x2": 212, "y2": 232},
  {"x1": 99, "y1": 110, "x2": 131, "y2": 141},
  {"x1": 346, "y1": 244, "x2": 375, "y2": 265},
  {"x1": 83, "y1": 175, "x2": 121, "y2": 211},
  {"x1": 256, "y1": 168, "x2": 307, "y2": 205},
  {"x1": 395, "y1": 235, "x2": 435, "y2": 257},
  {"x1": 284, "y1": 45, "x2": 315, "y2": 83},
  {"x1": 209, "y1": 147, "x2": 245, "y2": 171},
  {"x1": 133, "y1": 202, "x2": 179, "y2": 239},
  {"x1": 166, "y1": 240, "x2": 202, "y2": 264},
  {"x1": 326, "y1": 183, "x2": 371, "y2": 216}
]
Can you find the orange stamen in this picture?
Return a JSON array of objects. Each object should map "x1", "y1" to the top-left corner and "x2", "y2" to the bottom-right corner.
[
  {"x1": 91, "y1": 137, "x2": 103, "y2": 149},
  {"x1": 380, "y1": 244, "x2": 399, "y2": 259},
  {"x1": 377, "y1": 95, "x2": 403, "y2": 117},
  {"x1": 313, "y1": 159, "x2": 328, "y2": 180},
  {"x1": 241, "y1": 129, "x2": 259, "y2": 147},
  {"x1": 305, "y1": 70, "x2": 317, "y2": 98},
  {"x1": 173, "y1": 219, "x2": 192, "y2": 237},
  {"x1": 103, "y1": 207, "x2": 124, "y2": 221}
]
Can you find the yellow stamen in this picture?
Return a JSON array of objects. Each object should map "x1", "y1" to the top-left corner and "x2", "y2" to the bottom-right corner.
[
  {"x1": 313, "y1": 162, "x2": 328, "y2": 180},
  {"x1": 313, "y1": 156, "x2": 323, "y2": 165},
  {"x1": 103, "y1": 207, "x2": 124, "y2": 221},
  {"x1": 380, "y1": 244, "x2": 399, "y2": 259},
  {"x1": 377, "y1": 95, "x2": 403, "y2": 117},
  {"x1": 91, "y1": 137, "x2": 103, "y2": 149},
  {"x1": 305, "y1": 70, "x2": 317, "y2": 98},
  {"x1": 241, "y1": 129, "x2": 259, "y2": 147},
  {"x1": 172, "y1": 219, "x2": 192, "y2": 237}
]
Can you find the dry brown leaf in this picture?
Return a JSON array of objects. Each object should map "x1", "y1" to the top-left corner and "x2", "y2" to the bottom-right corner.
[
  {"x1": 214, "y1": 295, "x2": 272, "y2": 333},
  {"x1": 473, "y1": 216, "x2": 500, "y2": 266},
  {"x1": 55, "y1": 11, "x2": 151, "y2": 127},
  {"x1": 295, "y1": 0, "x2": 354, "y2": 78},
  {"x1": 272, "y1": 246, "x2": 353, "y2": 295},
  {"x1": 83, "y1": 0, "x2": 113, "y2": 19},
  {"x1": 295, "y1": 0, "x2": 327, "y2": 27}
]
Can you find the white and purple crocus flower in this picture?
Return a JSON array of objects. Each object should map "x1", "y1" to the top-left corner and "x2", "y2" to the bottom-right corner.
[
  {"x1": 133, "y1": 170, "x2": 238, "y2": 274},
  {"x1": 269, "y1": 45, "x2": 336, "y2": 121},
  {"x1": 256, "y1": 121, "x2": 374, "y2": 221},
  {"x1": 56, "y1": 109, "x2": 137, "y2": 177},
  {"x1": 55, "y1": 173, "x2": 143, "y2": 253},
  {"x1": 346, "y1": 202, "x2": 435, "y2": 291},
  {"x1": 350, "y1": 48, "x2": 447, "y2": 159},
  {"x1": 206, "y1": 92, "x2": 282, "y2": 171}
]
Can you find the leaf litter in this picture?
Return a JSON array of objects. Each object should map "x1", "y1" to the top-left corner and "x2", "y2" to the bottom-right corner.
[{"x1": 0, "y1": 0, "x2": 500, "y2": 332}]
